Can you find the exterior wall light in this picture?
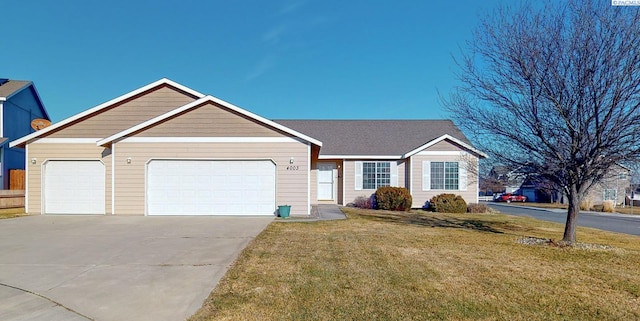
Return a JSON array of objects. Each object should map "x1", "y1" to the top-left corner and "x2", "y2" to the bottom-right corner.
[
  {"x1": 31, "y1": 158, "x2": 37, "y2": 165},
  {"x1": 289, "y1": 157, "x2": 295, "y2": 164},
  {"x1": 126, "y1": 157, "x2": 132, "y2": 164}
]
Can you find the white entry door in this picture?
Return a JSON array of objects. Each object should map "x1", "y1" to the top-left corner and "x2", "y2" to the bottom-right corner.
[
  {"x1": 147, "y1": 160, "x2": 276, "y2": 215},
  {"x1": 317, "y1": 163, "x2": 335, "y2": 200},
  {"x1": 44, "y1": 160, "x2": 106, "y2": 214}
]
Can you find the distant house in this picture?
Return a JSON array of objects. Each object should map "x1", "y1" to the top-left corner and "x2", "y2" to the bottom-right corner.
[
  {"x1": 487, "y1": 165, "x2": 526, "y2": 194},
  {"x1": 0, "y1": 79, "x2": 50, "y2": 189},
  {"x1": 584, "y1": 164, "x2": 630, "y2": 206},
  {"x1": 492, "y1": 163, "x2": 630, "y2": 205}
]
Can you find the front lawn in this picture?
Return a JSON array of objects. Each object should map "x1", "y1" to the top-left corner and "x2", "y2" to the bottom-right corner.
[{"x1": 190, "y1": 208, "x2": 640, "y2": 321}]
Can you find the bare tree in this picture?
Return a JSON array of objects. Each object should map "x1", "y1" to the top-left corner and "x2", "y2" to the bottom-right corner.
[{"x1": 445, "y1": 0, "x2": 640, "y2": 243}]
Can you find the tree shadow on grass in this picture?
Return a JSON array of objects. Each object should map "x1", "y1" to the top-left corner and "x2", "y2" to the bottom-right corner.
[{"x1": 353, "y1": 211, "x2": 505, "y2": 234}]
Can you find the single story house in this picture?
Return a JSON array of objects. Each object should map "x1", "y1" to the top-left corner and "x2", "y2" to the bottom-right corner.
[
  {"x1": 0, "y1": 79, "x2": 50, "y2": 189},
  {"x1": 10, "y1": 79, "x2": 486, "y2": 216}
]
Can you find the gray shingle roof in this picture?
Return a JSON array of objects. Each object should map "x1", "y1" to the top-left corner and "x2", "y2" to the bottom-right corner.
[
  {"x1": 0, "y1": 80, "x2": 31, "y2": 98},
  {"x1": 273, "y1": 119, "x2": 474, "y2": 156}
]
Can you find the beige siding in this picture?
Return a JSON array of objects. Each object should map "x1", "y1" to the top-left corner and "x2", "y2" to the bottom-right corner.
[
  {"x1": 428, "y1": 140, "x2": 467, "y2": 151},
  {"x1": 48, "y1": 86, "x2": 197, "y2": 138},
  {"x1": 398, "y1": 160, "x2": 407, "y2": 188},
  {"x1": 27, "y1": 143, "x2": 112, "y2": 215},
  {"x1": 585, "y1": 166, "x2": 629, "y2": 206},
  {"x1": 114, "y1": 142, "x2": 310, "y2": 216},
  {"x1": 136, "y1": 102, "x2": 292, "y2": 137},
  {"x1": 342, "y1": 159, "x2": 408, "y2": 206},
  {"x1": 310, "y1": 159, "x2": 318, "y2": 203},
  {"x1": 410, "y1": 154, "x2": 479, "y2": 208}
]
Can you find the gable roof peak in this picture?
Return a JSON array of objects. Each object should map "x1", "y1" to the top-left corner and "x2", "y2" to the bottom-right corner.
[
  {"x1": 10, "y1": 78, "x2": 205, "y2": 148},
  {"x1": 97, "y1": 95, "x2": 323, "y2": 147}
]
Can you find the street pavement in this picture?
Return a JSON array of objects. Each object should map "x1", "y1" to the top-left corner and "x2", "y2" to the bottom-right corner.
[{"x1": 488, "y1": 202, "x2": 640, "y2": 236}]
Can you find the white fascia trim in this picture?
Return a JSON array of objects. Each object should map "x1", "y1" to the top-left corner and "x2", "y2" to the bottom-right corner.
[
  {"x1": 307, "y1": 143, "x2": 311, "y2": 214},
  {"x1": 119, "y1": 137, "x2": 305, "y2": 143},
  {"x1": 32, "y1": 138, "x2": 101, "y2": 144},
  {"x1": 415, "y1": 151, "x2": 469, "y2": 156},
  {"x1": 402, "y1": 134, "x2": 488, "y2": 159},
  {"x1": 207, "y1": 95, "x2": 324, "y2": 147},
  {"x1": 342, "y1": 159, "x2": 346, "y2": 206},
  {"x1": 0, "y1": 97, "x2": 6, "y2": 102},
  {"x1": 319, "y1": 155, "x2": 402, "y2": 160},
  {"x1": 97, "y1": 96, "x2": 323, "y2": 147},
  {"x1": 9, "y1": 78, "x2": 205, "y2": 148}
]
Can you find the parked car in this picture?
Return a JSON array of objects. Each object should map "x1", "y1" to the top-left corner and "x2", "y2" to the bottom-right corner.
[{"x1": 494, "y1": 193, "x2": 527, "y2": 203}]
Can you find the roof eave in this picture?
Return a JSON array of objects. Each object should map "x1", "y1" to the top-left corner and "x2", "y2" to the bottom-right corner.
[
  {"x1": 97, "y1": 95, "x2": 323, "y2": 147},
  {"x1": 10, "y1": 78, "x2": 206, "y2": 148},
  {"x1": 2, "y1": 81, "x2": 32, "y2": 100},
  {"x1": 402, "y1": 134, "x2": 488, "y2": 159},
  {"x1": 318, "y1": 155, "x2": 403, "y2": 160}
]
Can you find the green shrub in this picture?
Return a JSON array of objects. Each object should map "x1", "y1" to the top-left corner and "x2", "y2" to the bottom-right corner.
[
  {"x1": 429, "y1": 193, "x2": 467, "y2": 213},
  {"x1": 375, "y1": 187, "x2": 412, "y2": 211},
  {"x1": 467, "y1": 203, "x2": 490, "y2": 214}
]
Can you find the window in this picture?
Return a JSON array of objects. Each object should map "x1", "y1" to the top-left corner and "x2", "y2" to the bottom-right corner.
[
  {"x1": 603, "y1": 189, "x2": 617, "y2": 201},
  {"x1": 362, "y1": 162, "x2": 391, "y2": 189},
  {"x1": 430, "y1": 161, "x2": 459, "y2": 190}
]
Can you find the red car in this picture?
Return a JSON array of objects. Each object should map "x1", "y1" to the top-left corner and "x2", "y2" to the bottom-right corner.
[{"x1": 495, "y1": 193, "x2": 527, "y2": 203}]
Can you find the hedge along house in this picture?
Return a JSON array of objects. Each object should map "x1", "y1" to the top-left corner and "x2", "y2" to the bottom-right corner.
[
  {"x1": 10, "y1": 79, "x2": 485, "y2": 216},
  {"x1": 276, "y1": 120, "x2": 487, "y2": 208}
]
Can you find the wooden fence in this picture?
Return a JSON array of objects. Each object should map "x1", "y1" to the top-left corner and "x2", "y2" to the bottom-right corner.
[
  {"x1": 0, "y1": 190, "x2": 24, "y2": 209},
  {"x1": 10, "y1": 169, "x2": 25, "y2": 190}
]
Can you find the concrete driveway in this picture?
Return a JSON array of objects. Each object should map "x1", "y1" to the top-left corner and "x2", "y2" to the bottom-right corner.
[{"x1": 0, "y1": 215, "x2": 273, "y2": 321}]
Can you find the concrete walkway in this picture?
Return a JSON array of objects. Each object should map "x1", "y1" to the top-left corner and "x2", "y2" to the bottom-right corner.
[
  {"x1": 277, "y1": 205, "x2": 347, "y2": 222},
  {"x1": 313, "y1": 204, "x2": 348, "y2": 220}
]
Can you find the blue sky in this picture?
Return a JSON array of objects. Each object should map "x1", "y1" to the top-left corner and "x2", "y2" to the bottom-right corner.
[{"x1": 2, "y1": 0, "x2": 503, "y2": 122}]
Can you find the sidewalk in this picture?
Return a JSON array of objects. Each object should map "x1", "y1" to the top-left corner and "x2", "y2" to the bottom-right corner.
[{"x1": 491, "y1": 202, "x2": 640, "y2": 218}]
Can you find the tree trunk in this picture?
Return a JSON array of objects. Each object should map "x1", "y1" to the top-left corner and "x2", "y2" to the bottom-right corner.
[{"x1": 562, "y1": 185, "x2": 580, "y2": 243}]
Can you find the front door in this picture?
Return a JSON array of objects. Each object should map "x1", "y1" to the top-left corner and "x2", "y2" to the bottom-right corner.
[{"x1": 317, "y1": 163, "x2": 336, "y2": 200}]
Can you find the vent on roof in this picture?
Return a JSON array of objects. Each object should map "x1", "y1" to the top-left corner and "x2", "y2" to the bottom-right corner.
[{"x1": 0, "y1": 79, "x2": 8, "y2": 86}]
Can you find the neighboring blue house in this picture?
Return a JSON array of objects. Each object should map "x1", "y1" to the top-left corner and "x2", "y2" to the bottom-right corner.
[{"x1": 0, "y1": 79, "x2": 49, "y2": 189}]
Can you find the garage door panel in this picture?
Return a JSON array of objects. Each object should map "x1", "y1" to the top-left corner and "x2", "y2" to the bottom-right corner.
[
  {"x1": 147, "y1": 160, "x2": 276, "y2": 215},
  {"x1": 44, "y1": 161, "x2": 105, "y2": 215}
]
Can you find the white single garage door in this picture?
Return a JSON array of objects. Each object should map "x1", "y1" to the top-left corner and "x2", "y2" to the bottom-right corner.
[
  {"x1": 44, "y1": 160, "x2": 106, "y2": 214},
  {"x1": 147, "y1": 160, "x2": 276, "y2": 215}
]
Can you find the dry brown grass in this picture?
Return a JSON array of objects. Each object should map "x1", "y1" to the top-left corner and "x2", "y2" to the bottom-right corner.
[
  {"x1": 602, "y1": 201, "x2": 615, "y2": 213},
  {"x1": 190, "y1": 208, "x2": 640, "y2": 321},
  {"x1": 0, "y1": 208, "x2": 28, "y2": 219},
  {"x1": 580, "y1": 198, "x2": 594, "y2": 211}
]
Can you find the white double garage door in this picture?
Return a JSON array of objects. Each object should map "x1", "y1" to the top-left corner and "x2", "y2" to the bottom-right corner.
[{"x1": 43, "y1": 160, "x2": 276, "y2": 215}]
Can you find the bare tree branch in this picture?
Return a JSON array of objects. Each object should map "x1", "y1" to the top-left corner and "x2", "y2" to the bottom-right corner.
[{"x1": 444, "y1": 0, "x2": 640, "y2": 242}]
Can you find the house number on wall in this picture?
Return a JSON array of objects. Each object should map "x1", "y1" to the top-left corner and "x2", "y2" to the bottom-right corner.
[{"x1": 286, "y1": 166, "x2": 300, "y2": 170}]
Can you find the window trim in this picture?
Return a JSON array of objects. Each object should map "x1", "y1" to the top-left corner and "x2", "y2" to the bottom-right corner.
[
  {"x1": 354, "y1": 161, "x2": 398, "y2": 190},
  {"x1": 423, "y1": 161, "x2": 467, "y2": 191}
]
